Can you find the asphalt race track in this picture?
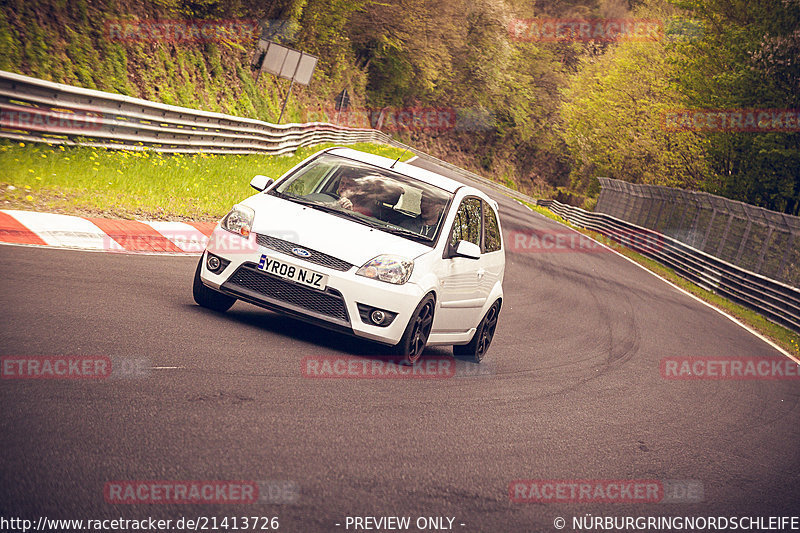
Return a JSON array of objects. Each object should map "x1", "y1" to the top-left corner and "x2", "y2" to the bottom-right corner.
[{"x1": 1, "y1": 157, "x2": 799, "y2": 532}]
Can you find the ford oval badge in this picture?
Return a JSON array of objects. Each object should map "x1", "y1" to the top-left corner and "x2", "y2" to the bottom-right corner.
[{"x1": 291, "y1": 247, "x2": 311, "y2": 258}]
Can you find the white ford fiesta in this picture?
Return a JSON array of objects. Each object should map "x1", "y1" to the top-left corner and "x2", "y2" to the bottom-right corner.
[{"x1": 193, "y1": 147, "x2": 505, "y2": 364}]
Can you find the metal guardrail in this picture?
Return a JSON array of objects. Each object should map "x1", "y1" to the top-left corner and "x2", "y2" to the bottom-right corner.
[
  {"x1": 0, "y1": 70, "x2": 535, "y2": 204},
  {"x1": 0, "y1": 70, "x2": 380, "y2": 154},
  {"x1": 538, "y1": 199, "x2": 800, "y2": 333}
]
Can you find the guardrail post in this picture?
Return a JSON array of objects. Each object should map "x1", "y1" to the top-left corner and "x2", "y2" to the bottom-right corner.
[
  {"x1": 688, "y1": 194, "x2": 705, "y2": 248},
  {"x1": 754, "y1": 226, "x2": 774, "y2": 274},
  {"x1": 652, "y1": 190, "x2": 666, "y2": 231},
  {"x1": 613, "y1": 189, "x2": 626, "y2": 219},
  {"x1": 701, "y1": 208, "x2": 717, "y2": 251},
  {"x1": 613, "y1": 180, "x2": 628, "y2": 220},
  {"x1": 613, "y1": 184, "x2": 624, "y2": 218},
  {"x1": 734, "y1": 219, "x2": 752, "y2": 264},
  {"x1": 778, "y1": 232, "x2": 796, "y2": 282},
  {"x1": 716, "y1": 213, "x2": 735, "y2": 258},
  {"x1": 662, "y1": 189, "x2": 680, "y2": 236},
  {"x1": 597, "y1": 178, "x2": 616, "y2": 215},
  {"x1": 636, "y1": 185, "x2": 649, "y2": 227},
  {"x1": 676, "y1": 191, "x2": 691, "y2": 236}
]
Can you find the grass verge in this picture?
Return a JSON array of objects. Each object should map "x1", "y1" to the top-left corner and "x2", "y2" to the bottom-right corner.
[
  {"x1": 0, "y1": 141, "x2": 413, "y2": 222},
  {"x1": 519, "y1": 200, "x2": 800, "y2": 358}
]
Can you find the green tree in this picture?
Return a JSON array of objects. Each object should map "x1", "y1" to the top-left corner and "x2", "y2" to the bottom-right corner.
[
  {"x1": 561, "y1": 38, "x2": 709, "y2": 193},
  {"x1": 669, "y1": 0, "x2": 800, "y2": 213}
]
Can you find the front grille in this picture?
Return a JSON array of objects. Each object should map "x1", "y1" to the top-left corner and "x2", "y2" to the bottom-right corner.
[
  {"x1": 256, "y1": 234, "x2": 354, "y2": 272},
  {"x1": 224, "y1": 264, "x2": 349, "y2": 322}
]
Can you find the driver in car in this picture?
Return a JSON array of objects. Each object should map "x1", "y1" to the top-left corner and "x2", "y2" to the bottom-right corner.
[
  {"x1": 336, "y1": 175, "x2": 403, "y2": 218},
  {"x1": 401, "y1": 191, "x2": 446, "y2": 238},
  {"x1": 336, "y1": 175, "x2": 357, "y2": 210}
]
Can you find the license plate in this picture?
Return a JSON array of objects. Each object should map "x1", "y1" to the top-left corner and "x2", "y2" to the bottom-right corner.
[{"x1": 257, "y1": 254, "x2": 328, "y2": 290}]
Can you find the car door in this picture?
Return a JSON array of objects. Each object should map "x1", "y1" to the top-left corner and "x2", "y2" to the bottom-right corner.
[
  {"x1": 478, "y1": 199, "x2": 504, "y2": 303},
  {"x1": 435, "y1": 197, "x2": 485, "y2": 332}
]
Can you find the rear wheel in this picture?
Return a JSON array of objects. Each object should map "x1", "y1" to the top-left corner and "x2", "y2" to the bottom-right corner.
[
  {"x1": 193, "y1": 256, "x2": 236, "y2": 312},
  {"x1": 395, "y1": 294, "x2": 435, "y2": 365},
  {"x1": 453, "y1": 300, "x2": 501, "y2": 363}
]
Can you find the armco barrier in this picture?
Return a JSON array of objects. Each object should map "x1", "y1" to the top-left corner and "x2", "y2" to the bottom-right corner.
[
  {"x1": 538, "y1": 199, "x2": 800, "y2": 334},
  {"x1": 0, "y1": 70, "x2": 379, "y2": 155},
  {"x1": 0, "y1": 70, "x2": 536, "y2": 204}
]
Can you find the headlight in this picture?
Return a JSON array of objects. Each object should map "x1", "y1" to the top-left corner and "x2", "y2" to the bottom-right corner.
[
  {"x1": 221, "y1": 205, "x2": 255, "y2": 237},
  {"x1": 356, "y1": 255, "x2": 413, "y2": 285}
]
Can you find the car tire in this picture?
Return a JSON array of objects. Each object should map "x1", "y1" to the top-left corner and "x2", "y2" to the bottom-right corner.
[
  {"x1": 395, "y1": 294, "x2": 435, "y2": 365},
  {"x1": 192, "y1": 256, "x2": 236, "y2": 312},
  {"x1": 453, "y1": 300, "x2": 501, "y2": 363}
]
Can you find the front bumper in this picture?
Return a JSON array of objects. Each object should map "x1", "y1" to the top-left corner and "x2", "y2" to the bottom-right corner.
[{"x1": 199, "y1": 229, "x2": 425, "y2": 345}]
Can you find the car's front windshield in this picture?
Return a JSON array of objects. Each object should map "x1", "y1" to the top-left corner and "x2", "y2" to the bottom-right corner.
[{"x1": 269, "y1": 154, "x2": 453, "y2": 243}]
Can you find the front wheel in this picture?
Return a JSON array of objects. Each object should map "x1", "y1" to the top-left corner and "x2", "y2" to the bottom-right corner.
[
  {"x1": 394, "y1": 294, "x2": 436, "y2": 365},
  {"x1": 193, "y1": 256, "x2": 236, "y2": 312},
  {"x1": 453, "y1": 300, "x2": 501, "y2": 363}
]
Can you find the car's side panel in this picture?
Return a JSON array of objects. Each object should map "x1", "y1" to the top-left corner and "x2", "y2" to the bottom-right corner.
[
  {"x1": 434, "y1": 256, "x2": 484, "y2": 332},
  {"x1": 477, "y1": 249, "x2": 504, "y2": 305}
]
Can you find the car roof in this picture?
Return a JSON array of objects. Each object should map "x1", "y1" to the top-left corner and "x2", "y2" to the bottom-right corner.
[{"x1": 326, "y1": 147, "x2": 466, "y2": 194}]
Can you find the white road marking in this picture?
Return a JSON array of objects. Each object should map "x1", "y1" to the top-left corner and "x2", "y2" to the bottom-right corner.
[
  {"x1": 4, "y1": 209, "x2": 122, "y2": 250},
  {"x1": 140, "y1": 220, "x2": 209, "y2": 252}
]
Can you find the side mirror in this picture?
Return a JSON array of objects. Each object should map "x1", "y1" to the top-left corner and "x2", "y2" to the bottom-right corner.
[
  {"x1": 449, "y1": 240, "x2": 481, "y2": 260},
  {"x1": 250, "y1": 175, "x2": 274, "y2": 191}
]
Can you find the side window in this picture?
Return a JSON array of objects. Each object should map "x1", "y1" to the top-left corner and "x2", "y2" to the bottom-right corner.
[
  {"x1": 450, "y1": 197, "x2": 482, "y2": 248},
  {"x1": 483, "y1": 201, "x2": 502, "y2": 252}
]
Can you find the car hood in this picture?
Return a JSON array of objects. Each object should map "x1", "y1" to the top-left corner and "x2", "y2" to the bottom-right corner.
[{"x1": 242, "y1": 193, "x2": 433, "y2": 267}]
